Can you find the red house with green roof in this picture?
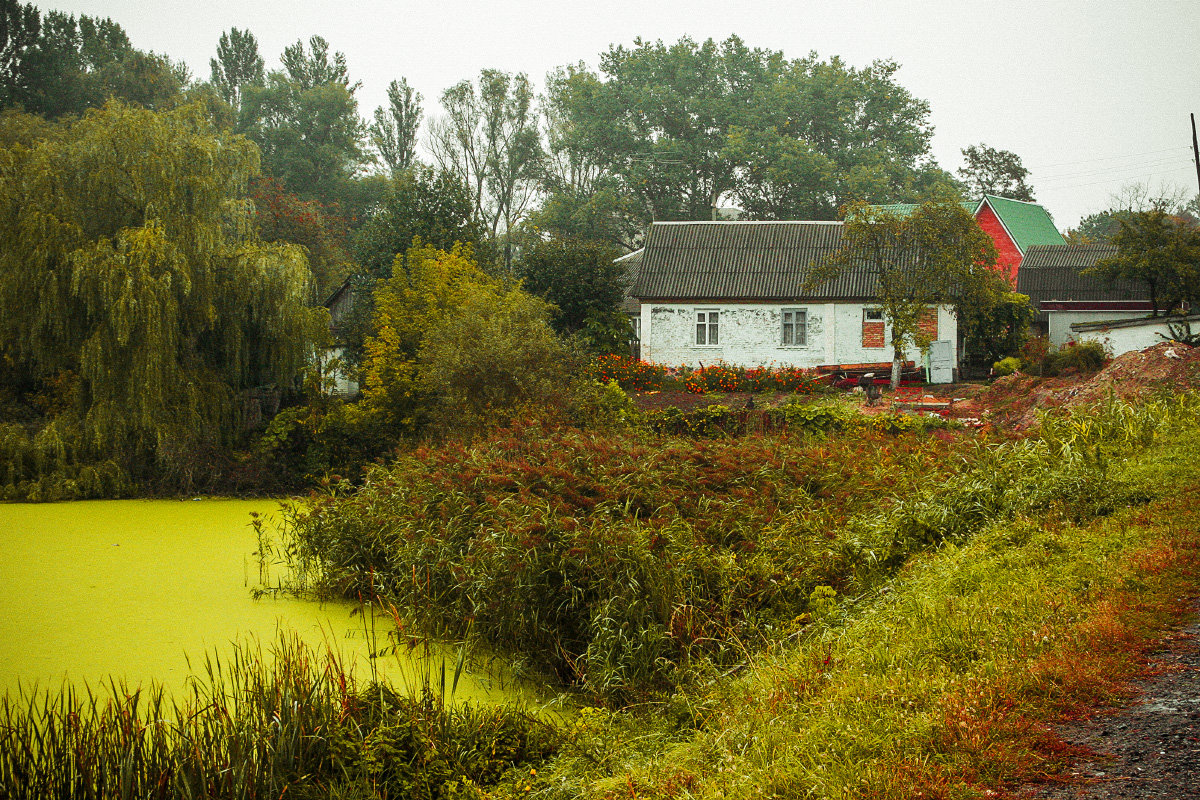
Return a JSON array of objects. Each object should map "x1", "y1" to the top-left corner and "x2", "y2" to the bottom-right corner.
[{"x1": 874, "y1": 195, "x2": 1066, "y2": 286}]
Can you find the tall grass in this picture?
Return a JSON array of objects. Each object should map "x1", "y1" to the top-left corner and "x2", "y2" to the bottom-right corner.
[
  {"x1": 279, "y1": 423, "x2": 987, "y2": 700},
  {"x1": 0, "y1": 635, "x2": 557, "y2": 799}
]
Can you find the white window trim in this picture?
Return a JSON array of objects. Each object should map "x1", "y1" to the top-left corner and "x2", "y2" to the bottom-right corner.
[
  {"x1": 780, "y1": 307, "x2": 808, "y2": 348},
  {"x1": 694, "y1": 308, "x2": 720, "y2": 347}
]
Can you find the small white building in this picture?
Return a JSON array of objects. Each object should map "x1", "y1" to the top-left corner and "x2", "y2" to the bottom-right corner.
[
  {"x1": 625, "y1": 221, "x2": 957, "y2": 380},
  {"x1": 1017, "y1": 244, "x2": 1155, "y2": 347},
  {"x1": 1070, "y1": 313, "x2": 1200, "y2": 356}
]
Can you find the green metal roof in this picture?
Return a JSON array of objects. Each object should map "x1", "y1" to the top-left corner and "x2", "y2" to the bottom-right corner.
[
  {"x1": 870, "y1": 201, "x2": 980, "y2": 217},
  {"x1": 980, "y1": 195, "x2": 1067, "y2": 253}
]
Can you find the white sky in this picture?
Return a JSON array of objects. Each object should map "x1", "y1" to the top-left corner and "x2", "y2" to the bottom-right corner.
[{"x1": 48, "y1": 0, "x2": 1200, "y2": 228}]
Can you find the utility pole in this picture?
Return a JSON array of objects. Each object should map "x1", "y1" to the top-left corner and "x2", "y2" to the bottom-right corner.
[{"x1": 1192, "y1": 113, "x2": 1200, "y2": 197}]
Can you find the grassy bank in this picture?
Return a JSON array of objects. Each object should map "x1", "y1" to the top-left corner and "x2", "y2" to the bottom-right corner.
[{"x1": 497, "y1": 395, "x2": 1200, "y2": 799}]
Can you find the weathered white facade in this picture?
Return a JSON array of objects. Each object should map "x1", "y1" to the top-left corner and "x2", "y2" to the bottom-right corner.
[{"x1": 640, "y1": 301, "x2": 957, "y2": 370}]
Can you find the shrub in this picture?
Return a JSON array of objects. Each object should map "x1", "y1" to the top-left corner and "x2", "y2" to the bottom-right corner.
[
  {"x1": 1048, "y1": 339, "x2": 1108, "y2": 375},
  {"x1": 992, "y1": 356, "x2": 1022, "y2": 377}
]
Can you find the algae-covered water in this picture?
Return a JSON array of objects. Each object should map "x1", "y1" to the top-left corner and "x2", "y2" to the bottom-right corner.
[{"x1": 0, "y1": 499, "x2": 525, "y2": 704}]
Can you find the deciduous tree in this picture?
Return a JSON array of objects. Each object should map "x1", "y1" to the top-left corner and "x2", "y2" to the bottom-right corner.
[
  {"x1": 957, "y1": 143, "x2": 1035, "y2": 201},
  {"x1": 209, "y1": 27, "x2": 263, "y2": 112},
  {"x1": 516, "y1": 235, "x2": 627, "y2": 352},
  {"x1": 240, "y1": 36, "x2": 365, "y2": 206},
  {"x1": 812, "y1": 199, "x2": 998, "y2": 387},
  {"x1": 370, "y1": 77, "x2": 421, "y2": 174},
  {"x1": 1087, "y1": 209, "x2": 1200, "y2": 315},
  {"x1": 429, "y1": 68, "x2": 543, "y2": 247}
]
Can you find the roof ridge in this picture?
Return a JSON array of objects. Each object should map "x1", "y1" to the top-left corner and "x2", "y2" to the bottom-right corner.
[
  {"x1": 651, "y1": 220, "x2": 843, "y2": 226},
  {"x1": 981, "y1": 194, "x2": 1045, "y2": 208}
]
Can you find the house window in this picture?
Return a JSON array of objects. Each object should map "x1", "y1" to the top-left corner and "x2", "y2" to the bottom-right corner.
[
  {"x1": 862, "y1": 308, "x2": 886, "y2": 349},
  {"x1": 695, "y1": 309, "x2": 719, "y2": 346},
  {"x1": 781, "y1": 308, "x2": 807, "y2": 346}
]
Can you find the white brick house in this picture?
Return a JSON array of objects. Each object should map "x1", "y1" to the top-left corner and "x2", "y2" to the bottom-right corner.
[{"x1": 625, "y1": 221, "x2": 957, "y2": 377}]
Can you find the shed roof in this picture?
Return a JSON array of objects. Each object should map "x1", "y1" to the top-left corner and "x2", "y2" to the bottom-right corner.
[
  {"x1": 1016, "y1": 244, "x2": 1148, "y2": 304},
  {"x1": 629, "y1": 220, "x2": 888, "y2": 302}
]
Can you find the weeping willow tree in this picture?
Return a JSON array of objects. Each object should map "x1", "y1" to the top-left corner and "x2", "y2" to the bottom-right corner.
[{"x1": 0, "y1": 100, "x2": 328, "y2": 494}]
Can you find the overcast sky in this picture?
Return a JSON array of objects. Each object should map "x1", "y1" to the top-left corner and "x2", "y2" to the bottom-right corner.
[{"x1": 46, "y1": 0, "x2": 1200, "y2": 228}]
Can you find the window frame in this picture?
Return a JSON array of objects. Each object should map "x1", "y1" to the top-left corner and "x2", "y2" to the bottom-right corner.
[
  {"x1": 780, "y1": 307, "x2": 808, "y2": 347},
  {"x1": 694, "y1": 308, "x2": 720, "y2": 347}
]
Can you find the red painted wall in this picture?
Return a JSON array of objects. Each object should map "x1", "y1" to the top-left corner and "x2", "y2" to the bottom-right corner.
[{"x1": 974, "y1": 202, "x2": 1022, "y2": 286}]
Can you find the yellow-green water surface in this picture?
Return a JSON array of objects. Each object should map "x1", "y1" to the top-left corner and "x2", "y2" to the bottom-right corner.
[{"x1": 0, "y1": 499, "x2": 526, "y2": 704}]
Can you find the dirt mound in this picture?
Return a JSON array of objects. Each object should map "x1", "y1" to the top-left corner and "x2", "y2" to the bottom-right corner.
[{"x1": 984, "y1": 342, "x2": 1200, "y2": 431}]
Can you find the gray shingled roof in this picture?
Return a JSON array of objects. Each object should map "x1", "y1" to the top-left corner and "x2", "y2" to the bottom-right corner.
[
  {"x1": 629, "y1": 221, "x2": 888, "y2": 301},
  {"x1": 1016, "y1": 244, "x2": 1149, "y2": 304},
  {"x1": 616, "y1": 248, "x2": 643, "y2": 313}
]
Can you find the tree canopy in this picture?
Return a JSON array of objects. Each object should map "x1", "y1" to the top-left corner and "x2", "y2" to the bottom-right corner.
[
  {"x1": 370, "y1": 77, "x2": 422, "y2": 174},
  {"x1": 539, "y1": 37, "x2": 956, "y2": 239},
  {"x1": 957, "y1": 143, "x2": 1034, "y2": 202},
  {"x1": 0, "y1": 100, "x2": 327, "y2": 476},
  {"x1": 239, "y1": 36, "x2": 365, "y2": 206},
  {"x1": 1087, "y1": 209, "x2": 1200, "y2": 315},
  {"x1": 813, "y1": 199, "x2": 998, "y2": 386},
  {"x1": 516, "y1": 235, "x2": 628, "y2": 352},
  {"x1": 429, "y1": 68, "x2": 543, "y2": 248},
  {"x1": 0, "y1": 3, "x2": 184, "y2": 117},
  {"x1": 209, "y1": 27, "x2": 264, "y2": 112}
]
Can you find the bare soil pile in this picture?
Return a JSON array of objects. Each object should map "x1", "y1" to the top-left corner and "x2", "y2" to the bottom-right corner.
[{"x1": 984, "y1": 342, "x2": 1200, "y2": 431}]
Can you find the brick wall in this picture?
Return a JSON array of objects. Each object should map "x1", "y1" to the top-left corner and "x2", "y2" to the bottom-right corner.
[
  {"x1": 918, "y1": 307, "x2": 939, "y2": 339},
  {"x1": 862, "y1": 320, "x2": 886, "y2": 348},
  {"x1": 974, "y1": 203, "x2": 1022, "y2": 286}
]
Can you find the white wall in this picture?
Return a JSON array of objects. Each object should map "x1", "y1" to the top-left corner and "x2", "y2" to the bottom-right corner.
[
  {"x1": 1048, "y1": 310, "x2": 1148, "y2": 347},
  {"x1": 1071, "y1": 317, "x2": 1195, "y2": 356},
  {"x1": 640, "y1": 301, "x2": 956, "y2": 370}
]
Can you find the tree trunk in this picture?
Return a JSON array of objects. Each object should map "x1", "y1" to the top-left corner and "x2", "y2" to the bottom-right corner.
[{"x1": 890, "y1": 344, "x2": 904, "y2": 390}]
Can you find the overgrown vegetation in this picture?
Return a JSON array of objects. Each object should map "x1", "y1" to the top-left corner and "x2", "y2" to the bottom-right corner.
[
  {"x1": 998, "y1": 337, "x2": 1110, "y2": 377},
  {"x1": 278, "y1": 395, "x2": 1196, "y2": 709},
  {"x1": 0, "y1": 636, "x2": 557, "y2": 799}
]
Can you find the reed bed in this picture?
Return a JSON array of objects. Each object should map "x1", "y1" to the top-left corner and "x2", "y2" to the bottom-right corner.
[{"x1": 0, "y1": 635, "x2": 556, "y2": 799}]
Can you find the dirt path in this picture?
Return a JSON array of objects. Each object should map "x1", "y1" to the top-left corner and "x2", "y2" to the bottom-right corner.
[{"x1": 1024, "y1": 604, "x2": 1200, "y2": 799}]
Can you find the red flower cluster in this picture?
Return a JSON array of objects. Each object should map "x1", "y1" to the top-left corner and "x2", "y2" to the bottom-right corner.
[
  {"x1": 684, "y1": 363, "x2": 821, "y2": 395},
  {"x1": 587, "y1": 355, "x2": 669, "y2": 391}
]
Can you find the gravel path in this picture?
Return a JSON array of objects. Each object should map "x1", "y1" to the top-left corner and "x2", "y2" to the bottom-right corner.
[{"x1": 1025, "y1": 605, "x2": 1200, "y2": 799}]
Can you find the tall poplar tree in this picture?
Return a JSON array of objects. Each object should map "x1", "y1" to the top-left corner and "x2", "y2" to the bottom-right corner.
[
  {"x1": 209, "y1": 27, "x2": 264, "y2": 112},
  {"x1": 370, "y1": 77, "x2": 422, "y2": 174},
  {"x1": 0, "y1": 100, "x2": 327, "y2": 476}
]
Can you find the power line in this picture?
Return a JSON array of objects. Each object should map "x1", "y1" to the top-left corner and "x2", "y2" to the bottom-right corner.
[
  {"x1": 1038, "y1": 165, "x2": 1196, "y2": 192},
  {"x1": 1037, "y1": 156, "x2": 1193, "y2": 183},
  {"x1": 1026, "y1": 146, "x2": 1190, "y2": 170}
]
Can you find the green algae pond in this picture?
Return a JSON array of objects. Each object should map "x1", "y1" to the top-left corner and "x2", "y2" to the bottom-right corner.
[{"x1": 0, "y1": 499, "x2": 527, "y2": 705}]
